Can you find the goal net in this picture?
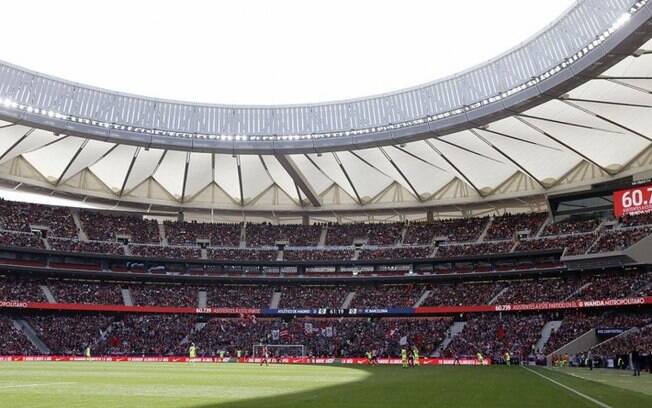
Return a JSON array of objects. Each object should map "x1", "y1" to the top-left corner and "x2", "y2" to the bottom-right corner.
[{"x1": 252, "y1": 344, "x2": 305, "y2": 359}]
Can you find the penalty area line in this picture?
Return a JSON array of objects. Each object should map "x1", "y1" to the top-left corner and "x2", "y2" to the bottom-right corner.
[{"x1": 521, "y1": 366, "x2": 613, "y2": 408}]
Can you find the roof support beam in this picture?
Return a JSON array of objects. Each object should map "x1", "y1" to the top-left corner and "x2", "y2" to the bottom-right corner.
[
  {"x1": 424, "y1": 139, "x2": 483, "y2": 197},
  {"x1": 274, "y1": 154, "x2": 321, "y2": 207}
]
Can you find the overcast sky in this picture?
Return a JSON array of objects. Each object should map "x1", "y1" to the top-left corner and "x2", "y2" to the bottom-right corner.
[{"x1": 0, "y1": 0, "x2": 574, "y2": 105}]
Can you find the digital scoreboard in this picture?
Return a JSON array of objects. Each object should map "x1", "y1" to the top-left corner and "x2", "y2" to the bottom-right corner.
[{"x1": 613, "y1": 183, "x2": 652, "y2": 217}]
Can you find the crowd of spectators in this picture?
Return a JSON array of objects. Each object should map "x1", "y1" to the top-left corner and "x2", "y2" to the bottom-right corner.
[
  {"x1": 283, "y1": 249, "x2": 353, "y2": 261},
  {"x1": 129, "y1": 244, "x2": 201, "y2": 260},
  {"x1": 129, "y1": 284, "x2": 198, "y2": 307},
  {"x1": 80, "y1": 211, "x2": 160, "y2": 243},
  {"x1": 592, "y1": 324, "x2": 652, "y2": 357},
  {"x1": 0, "y1": 230, "x2": 44, "y2": 249},
  {"x1": 0, "y1": 200, "x2": 78, "y2": 238},
  {"x1": 186, "y1": 316, "x2": 451, "y2": 358},
  {"x1": 350, "y1": 284, "x2": 424, "y2": 308},
  {"x1": 0, "y1": 277, "x2": 46, "y2": 302},
  {"x1": 485, "y1": 212, "x2": 547, "y2": 241},
  {"x1": 246, "y1": 223, "x2": 322, "y2": 247},
  {"x1": 515, "y1": 234, "x2": 596, "y2": 255},
  {"x1": 619, "y1": 212, "x2": 652, "y2": 227},
  {"x1": 545, "y1": 311, "x2": 651, "y2": 354},
  {"x1": 404, "y1": 218, "x2": 489, "y2": 245},
  {"x1": 206, "y1": 285, "x2": 273, "y2": 308},
  {"x1": 49, "y1": 238, "x2": 124, "y2": 255},
  {"x1": 498, "y1": 278, "x2": 580, "y2": 304},
  {"x1": 568, "y1": 271, "x2": 651, "y2": 301},
  {"x1": 164, "y1": 221, "x2": 242, "y2": 247},
  {"x1": 589, "y1": 227, "x2": 652, "y2": 253},
  {"x1": 423, "y1": 282, "x2": 504, "y2": 307},
  {"x1": 207, "y1": 248, "x2": 277, "y2": 261},
  {"x1": 437, "y1": 241, "x2": 513, "y2": 258},
  {"x1": 446, "y1": 313, "x2": 546, "y2": 360},
  {"x1": 0, "y1": 316, "x2": 37, "y2": 355},
  {"x1": 49, "y1": 280, "x2": 123, "y2": 305},
  {"x1": 542, "y1": 218, "x2": 600, "y2": 236},
  {"x1": 278, "y1": 286, "x2": 346, "y2": 308},
  {"x1": 358, "y1": 246, "x2": 432, "y2": 260},
  {"x1": 325, "y1": 223, "x2": 403, "y2": 246},
  {"x1": 101, "y1": 314, "x2": 194, "y2": 355},
  {"x1": 29, "y1": 313, "x2": 113, "y2": 354}
]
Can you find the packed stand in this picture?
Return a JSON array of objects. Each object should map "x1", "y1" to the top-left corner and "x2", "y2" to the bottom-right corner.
[
  {"x1": 589, "y1": 227, "x2": 652, "y2": 253},
  {"x1": 437, "y1": 241, "x2": 513, "y2": 257},
  {"x1": 80, "y1": 211, "x2": 160, "y2": 243},
  {"x1": 246, "y1": 223, "x2": 321, "y2": 247},
  {"x1": 485, "y1": 212, "x2": 547, "y2": 241},
  {"x1": 446, "y1": 314, "x2": 546, "y2": 360},
  {"x1": 423, "y1": 282, "x2": 504, "y2": 307},
  {"x1": 325, "y1": 223, "x2": 402, "y2": 246},
  {"x1": 0, "y1": 200, "x2": 77, "y2": 238},
  {"x1": 164, "y1": 221, "x2": 242, "y2": 247},
  {"x1": 49, "y1": 238, "x2": 124, "y2": 255},
  {"x1": 545, "y1": 311, "x2": 651, "y2": 354},
  {"x1": 0, "y1": 315, "x2": 37, "y2": 355},
  {"x1": 129, "y1": 244, "x2": 201, "y2": 260},
  {"x1": 619, "y1": 212, "x2": 652, "y2": 228},
  {"x1": 48, "y1": 280, "x2": 123, "y2": 305},
  {"x1": 129, "y1": 284, "x2": 198, "y2": 307},
  {"x1": 29, "y1": 313, "x2": 113, "y2": 354},
  {"x1": 208, "y1": 248, "x2": 277, "y2": 262},
  {"x1": 350, "y1": 284, "x2": 423, "y2": 308},
  {"x1": 278, "y1": 286, "x2": 347, "y2": 308},
  {"x1": 542, "y1": 218, "x2": 600, "y2": 236},
  {"x1": 0, "y1": 277, "x2": 46, "y2": 302},
  {"x1": 0, "y1": 230, "x2": 44, "y2": 249},
  {"x1": 283, "y1": 249, "x2": 353, "y2": 261},
  {"x1": 498, "y1": 278, "x2": 581, "y2": 304},
  {"x1": 592, "y1": 324, "x2": 652, "y2": 357},
  {"x1": 409, "y1": 217, "x2": 490, "y2": 245},
  {"x1": 101, "y1": 314, "x2": 195, "y2": 355},
  {"x1": 187, "y1": 316, "x2": 451, "y2": 358},
  {"x1": 568, "y1": 271, "x2": 651, "y2": 301},
  {"x1": 515, "y1": 234, "x2": 596, "y2": 255},
  {"x1": 358, "y1": 246, "x2": 432, "y2": 260},
  {"x1": 206, "y1": 285, "x2": 273, "y2": 308}
]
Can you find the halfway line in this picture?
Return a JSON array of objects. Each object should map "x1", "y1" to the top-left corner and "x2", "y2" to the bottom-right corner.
[{"x1": 521, "y1": 366, "x2": 612, "y2": 408}]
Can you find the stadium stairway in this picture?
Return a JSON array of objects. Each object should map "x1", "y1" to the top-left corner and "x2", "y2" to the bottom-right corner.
[
  {"x1": 121, "y1": 288, "x2": 134, "y2": 306},
  {"x1": 436, "y1": 321, "x2": 467, "y2": 355},
  {"x1": 563, "y1": 282, "x2": 592, "y2": 301},
  {"x1": 239, "y1": 224, "x2": 246, "y2": 248},
  {"x1": 318, "y1": 226, "x2": 328, "y2": 247},
  {"x1": 200, "y1": 248, "x2": 207, "y2": 260},
  {"x1": 341, "y1": 292, "x2": 356, "y2": 308},
  {"x1": 40, "y1": 285, "x2": 56, "y2": 303},
  {"x1": 71, "y1": 209, "x2": 88, "y2": 241},
  {"x1": 158, "y1": 222, "x2": 168, "y2": 246},
  {"x1": 198, "y1": 290, "x2": 207, "y2": 308},
  {"x1": 12, "y1": 318, "x2": 50, "y2": 354},
  {"x1": 534, "y1": 217, "x2": 550, "y2": 238},
  {"x1": 488, "y1": 287, "x2": 509, "y2": 305},
  {"x1": 413, "y1": 290, "x2": 431, "y2": 307},
  {"x1": 546, "y1": 328, "x2": 599, "y2": 365},
  {"x1": 270, "y1": 292, "x2": 282, "y2": 308},
  {"x1": 477, "y1": 218, "x2": 493, "y2": 243},
  {"x1": 41, "y1": 237, "x2": 50, "y2": 250},
  {"x1": 535, "y1": 320, "x2": 562, "y2": 353}
]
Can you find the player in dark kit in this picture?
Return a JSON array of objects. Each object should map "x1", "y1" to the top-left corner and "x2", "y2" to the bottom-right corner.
[{"x1": 260, "y1": 345, "x2": 269, "y2": 367}]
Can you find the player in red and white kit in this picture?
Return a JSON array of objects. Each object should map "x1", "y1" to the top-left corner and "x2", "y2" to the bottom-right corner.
[{"x1": 260, "y1": 345, "x2": 269, "y2": 367}]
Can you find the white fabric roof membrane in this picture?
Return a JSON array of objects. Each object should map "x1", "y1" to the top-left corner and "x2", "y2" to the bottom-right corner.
[{"x1": 3, "y1": 42, "x2": 652, "y2": 211}]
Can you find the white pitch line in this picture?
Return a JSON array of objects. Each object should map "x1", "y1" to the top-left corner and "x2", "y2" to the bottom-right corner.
[
  {"x1": 0, "y1": 382, "x2": 76, "y2": 389},
  {"x1": 522, "y1": 366, "x2": 613, "y2": 408}
]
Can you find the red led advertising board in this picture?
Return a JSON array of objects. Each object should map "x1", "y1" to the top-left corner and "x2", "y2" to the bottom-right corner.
[{"x1": 613, "y1": 184, "x2": 652, "y2": 217}]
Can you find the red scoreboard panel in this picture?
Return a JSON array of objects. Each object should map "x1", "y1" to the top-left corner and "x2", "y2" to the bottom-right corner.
[{"x1": 613, "y1": 184, "x2": 652, "y2": 217}]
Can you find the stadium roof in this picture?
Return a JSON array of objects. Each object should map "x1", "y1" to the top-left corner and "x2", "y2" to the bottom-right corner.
[{"x1": 0, "y1": 0, "x2": 652, "y2": 216}]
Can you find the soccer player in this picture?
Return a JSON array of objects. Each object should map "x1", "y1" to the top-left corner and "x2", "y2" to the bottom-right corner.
[
  {"x1": 189, "y1": 343, "x2": 197, "y2": 363},
  {"x1": 236, "y1": 349, "x2": 242, "y2": 363},
  {"x1": 401, "y1": 347, "x2": 408, "y2": 369},
  {"x1": 407, "y1": 348, "x2": 414, "y2": 368},
  {"x1": 84, "y1": 345, "x2": 91, "y2": 361},
  {"x1": 476, "y1": 351, "x2": 484, "y2": 366},
  {"x1": 504, "y1": 351, "x2": 511, "y2": 367},
  {"x1": 412, "y1": 346, "x2": 419, "y2": 367},
  {"x1": 366, "y1": 351, "x2": 373, "y2": 365},
  {"x1": 219, "y1": 350, "x2": 225, "y2": 362},
  {"x1": 260, "y1": 345, "x2": 269, "y2": 367}
]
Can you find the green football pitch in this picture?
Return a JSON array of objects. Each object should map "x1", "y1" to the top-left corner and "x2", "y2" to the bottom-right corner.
[{"x1": 0, "y1": 362, "x2": 650, "y2": 408}]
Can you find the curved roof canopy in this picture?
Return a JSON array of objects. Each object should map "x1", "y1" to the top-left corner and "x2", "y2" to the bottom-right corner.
[{"x1": 0, "y1": 0, "x2": 651, "y2": 215}]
